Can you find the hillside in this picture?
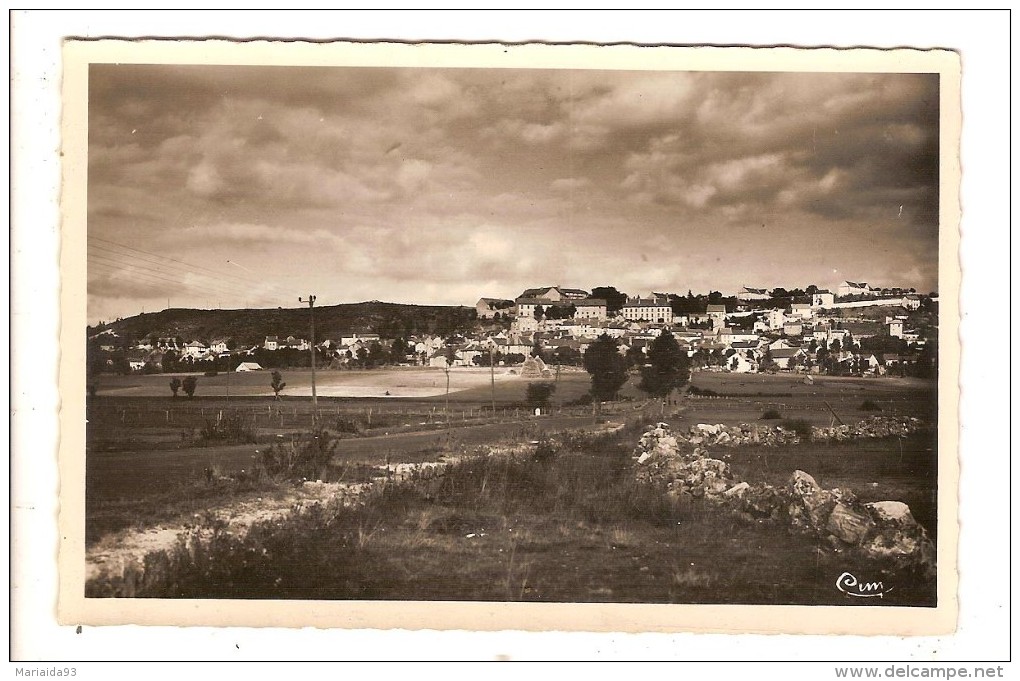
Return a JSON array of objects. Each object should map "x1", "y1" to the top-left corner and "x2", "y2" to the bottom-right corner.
[{"x1": 95, "y1": 301, "x2": 477, "y2": 346}]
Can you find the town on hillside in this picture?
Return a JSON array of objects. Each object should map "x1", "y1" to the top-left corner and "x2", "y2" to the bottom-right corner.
[{"x1": 87, "y1": 281, "x2": 938, "y2": 380}]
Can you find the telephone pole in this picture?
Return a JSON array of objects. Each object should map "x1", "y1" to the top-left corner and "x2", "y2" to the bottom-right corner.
[
  {"x1": 489, "y1": 345, "x2": 496, "y2": 416},
  {"x1": 299, "y1": 294, "x2": 318, "y2": 425}
]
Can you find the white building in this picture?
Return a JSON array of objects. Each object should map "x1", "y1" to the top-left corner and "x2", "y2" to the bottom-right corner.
[{"x1": 621, "y1": 296, "x2": 673, "y2": 324}]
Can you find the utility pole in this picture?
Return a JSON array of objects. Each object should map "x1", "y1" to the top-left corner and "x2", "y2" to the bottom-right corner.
[
  {"x1": 299, "y1": 294, "x2": 318, "y2": 425},
  {"x1": 489, "y1": 345, "x2": 495, "y2": 416}
]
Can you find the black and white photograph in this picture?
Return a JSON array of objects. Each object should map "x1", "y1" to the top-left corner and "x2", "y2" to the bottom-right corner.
[{"x1": 53, "y1": 39, "x2": 962, "y2": 635}]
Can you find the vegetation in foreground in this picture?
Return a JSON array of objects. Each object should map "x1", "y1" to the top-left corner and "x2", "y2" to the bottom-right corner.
[{"x1": 87, "y1": 422, "x2": 936, "y2": 606}]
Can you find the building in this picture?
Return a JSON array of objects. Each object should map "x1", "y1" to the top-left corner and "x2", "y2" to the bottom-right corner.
[
  {"x1": 182, "y1": 340, "x2": 207, "y2": 359},
  {"x1": 836, "y1": 281, "x2": 878, "y2": 298},
  {"x1": 263, "y1": 336, "x2": 279, "y2": 351},
  {"x1": 706, "y1": 304, "x2": 727, "y2": 329},
  {"x1": 476, "y1": 297, "x2": 515, "y2": 319},
  {"x1": 811, "y1": 290, "x2": 836, "y2": 308},
  {"x1": 621, "y1": 295, "x2": 673, "y2": 323},
  {"x1": 573, "y1": 298, "x2": 608, "y2": 321},
  {"x1": 790, "y1": 302, "x2": 813, "y2": 320},
  {"x1": 888, "y1": 319, "x2": 905, "y2": 338},
  {"x1": 736, "y1": 286, "x2": 770, "y2": 301},
  {"x1": 516, "y1": 286, "x2": 589, "y2": 302},
  {"x1": 235, "y1": 362, "x2": 263, "y2": 372}
]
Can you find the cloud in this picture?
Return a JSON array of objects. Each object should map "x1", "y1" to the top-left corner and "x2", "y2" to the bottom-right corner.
[{"x1": 86, "y1": 65, "x2": 942, "y2": 322}]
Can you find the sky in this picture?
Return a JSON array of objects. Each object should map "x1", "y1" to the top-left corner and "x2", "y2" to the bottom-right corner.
[{"x1": 87, "y1": 64, "x2": 940, "y2": 324}]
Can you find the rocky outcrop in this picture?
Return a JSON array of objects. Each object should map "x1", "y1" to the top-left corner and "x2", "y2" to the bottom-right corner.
[
  {"x1": 667, "y1": 415, "x2": 927, "y2": 448},
  {"x1": 631, "y1": 423, "x2": 936, "y2": 577}
]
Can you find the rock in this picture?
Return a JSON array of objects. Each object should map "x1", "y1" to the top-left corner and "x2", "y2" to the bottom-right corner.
[
  {"x1": 862, "y1": 501, "x2": 937, "y2": 577},
  {"x1": 695, "y1": 423, "x2": 720, "y2": 436},
  {"x1": 723, "y1": 481, "x2": 750, "y2": 498},
  {"x1": 788, "y1": 470, "x2": 837, "y2": 530},
  {"x1": 866, "y1": 501, "x2": 914, "y2": 525},
  {"x1": 826, "y1": 503, "x2": 874, "y2": 545}
]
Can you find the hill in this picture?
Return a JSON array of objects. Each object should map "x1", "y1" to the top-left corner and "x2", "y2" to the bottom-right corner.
[{"x1": 94, "y1": 301, "x2": 477, "y2": 346}]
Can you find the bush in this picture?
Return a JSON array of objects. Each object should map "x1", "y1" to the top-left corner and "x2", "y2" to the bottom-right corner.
[
  {"x1": 569, "y1": 392, "x2": 594, "y2": 406},
  {"x1": 779, "y1": 418, "x2": 813, "y2": 437},
  {"x1": 687, "y1": 386, "x2": 718, "y2": 397},
  {"x1": 254, "y1": 428, "x2": 338, "y2": 481},
  {"x1": 859, "y1": 399, "x2": 882, "y2": 412},
  {"x1": 759, "y1": 409, "x2": 783, "y2": 420},
  {"x1": 199, "y1": 413, "x2": 257, "y2": 444},
  {"x1": 526, "y1": 382, "x2": 556, "y2": 409},
  {"x1": 182, "y1": 376, "x2": 198, "y2": 398},
  {"x1": 334, "y1": 416, "x2": 364, "y2": 435}
]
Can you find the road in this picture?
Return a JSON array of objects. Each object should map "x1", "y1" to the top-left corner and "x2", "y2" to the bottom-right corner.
[{"x1": 86, "y1": 414, "x2": 601, "y2": 501}]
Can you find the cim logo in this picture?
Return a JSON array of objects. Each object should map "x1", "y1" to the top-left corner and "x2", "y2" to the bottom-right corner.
[{"x1": 835, "y1": 571, "x2": 894, "y2": 599}]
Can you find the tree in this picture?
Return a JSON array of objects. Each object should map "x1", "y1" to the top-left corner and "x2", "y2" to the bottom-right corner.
[
  {"x1": 390, "y1": 337, "x2": 409, "y2": 364},
  {"x1": 591, "y1": 286, "x2": 628, "y2": 313},
  {"x1": 583, "y1": 334, "x2": 629, "y2": 403},
  {"x1": 759, "y1": 348, "x2": 777, "y2": 373},
  {"x1": 169, "y1": 377, "x2": 181, "y2": 398},
  {"x1": 526, "y1": 382, "x2": 556, "y2": 410},
  {"x1": 182, "y1": 376, "x2": 198, "y2": 399},
  {"x1": 638, "y1": 330, "x2": 690, "y2": 408},
  {"x1": 533, "y1": 304, "x2": 545, "y2": 320},
  {"x1": 531, "y1": 337, "x2": 545, "y2": 359},
  {"x1": 271, "y1": 371, "x2": 286, "y2": 400}
]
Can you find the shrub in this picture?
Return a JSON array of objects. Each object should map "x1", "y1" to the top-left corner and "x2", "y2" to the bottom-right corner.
[
  {"x1": 759, "y1": 409, "x2": 782, "y2": 420},
  {"x1": 334, "y1": 416, "x2": 364, "y2": 435},
  {"x1": 569, "y1": 392, "x2": 594, "y2": 406},
  {"x1": 254, "y1": 428, "x2": 338, "y2": 481},
  {"x1": 526, "y1": 382, "x2": 556, "y2": 409},
  {"x1": 859, "y1": 399, "x2": 882, "y2": 412},
  {"x1": 182, "y1": 376, "x2": 198, "y2": 398},
  {"x1": 687, "y1": 386, "x2": 718, "y2": 397},
  {"x1": 199, "y1": 413, "x2": 257, "y2": 444},
  {"x1": 779, "y1": 418, "x2": 813, "y2": 437}
]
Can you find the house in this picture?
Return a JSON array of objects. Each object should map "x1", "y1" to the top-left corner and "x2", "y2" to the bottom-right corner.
[
  {"x1": 725, "y1": 350, "x2": 757, "y2": 373},
  {"x1": 517, "y1": 286, "x2": 589, "y2": 302},
  {"x1": 706, "y1": 304, "x2": 727, "y2": 329},
  {"x1": 285, "y1": 336, "x2": 311, "y2": 351},
  {"x1": 719, "y1": 327, "x2": 760, "y2": 346},
  {"x1": 182, "y1": 340, "x2": 207, "y2": 359},
  {"x1": 264, "y1": 336, "x2": 280, "y2": 351},
  {"x1": 789, "y1": 303, "x2": 813, "y2": 320},
  {"x1": 736, "y1": 286, "x2": 770, "y2": 301},
  {"x1": 811, "y1": 290, "x2": 835, "y2": 308},
  {"x1": 126, "y1": 357, "x2": 147, "y2": 372},
  {"x1": 476, "y1": 297, "x2": 515, "y2": 319},
  {"x1": 573, "y1": 298, "x2": 608, "y2": 321},
  {"x1": 770, "y1": 347, "x2": 805, "y2": 369},
  {"x1": 235, "y1": 362, "x2": 263, "y2": 372},
  {"x1": 903, "y1": 295, "x2": 922, "y2": 311},
  {"x1": 783, "y1": 321, "x2": 803, "y2": 337},
  {"x1": 769, "y1": 338, "x2": 801, "y2": 351},
  {"x1": 766, "y1": 308, "x2": 786, "y2": 330},
  {"x1": 621, "y1": 295, "x2": 673, "y2": 323},
  {"x1": 209, "y1": 339, "x2": 229, "y2": 354},
  {"x1": 429, "y1": 350, "x2": 452, "y2": 369},
  {"x1": 888, "y1": 319, "x2": 905, "y2": 338},
  {"x1": 837, "y1": 281, "x2": 877, "y2": 298}
]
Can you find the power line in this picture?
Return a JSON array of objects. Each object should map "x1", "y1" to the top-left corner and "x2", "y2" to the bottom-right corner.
[
  {"x1": 87, "y1": 259, "x2": 273, "y2": 305},
  {"x1": 87, "y1": 235, "x2": 292, "y2": 296},
  {"x1": 88, "y1": 251, "x2": 255, "y2": 298}
]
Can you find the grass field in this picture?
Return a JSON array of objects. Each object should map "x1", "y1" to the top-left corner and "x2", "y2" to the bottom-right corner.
[{"x1": 84, "y1": 368, "x2": 939, "y2": 604}]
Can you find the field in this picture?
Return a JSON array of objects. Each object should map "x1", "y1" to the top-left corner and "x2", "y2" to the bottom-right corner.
[{"x1": 84, "y1": 368, "x2": 939, "y2": 604}]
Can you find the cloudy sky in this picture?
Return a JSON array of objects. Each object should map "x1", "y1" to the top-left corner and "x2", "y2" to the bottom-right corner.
[{"x1": 87, "y1": 64, "x2": 939, "y2": 324}]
